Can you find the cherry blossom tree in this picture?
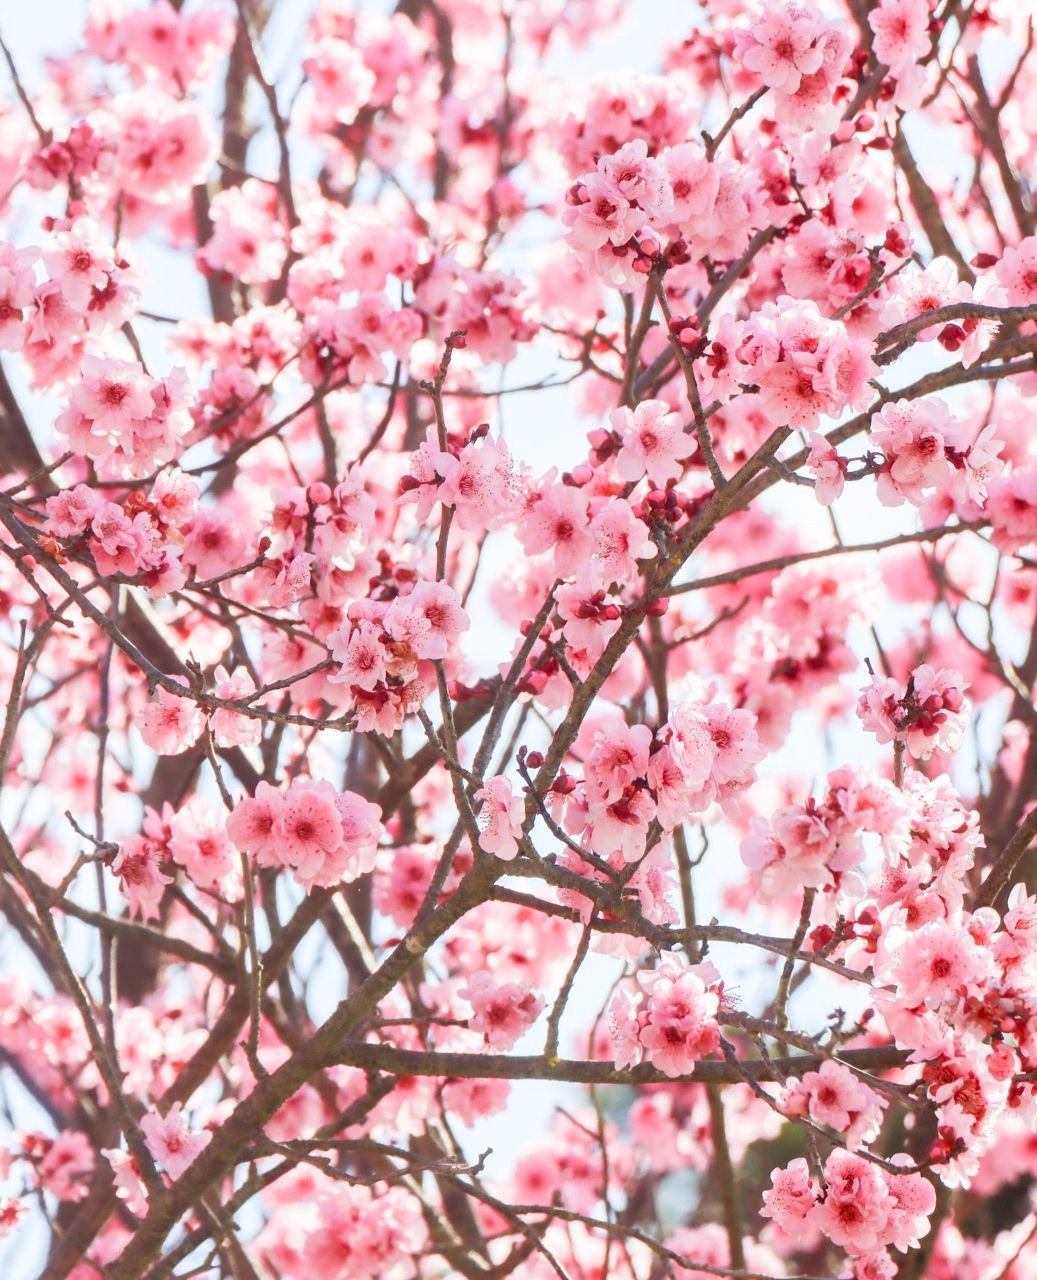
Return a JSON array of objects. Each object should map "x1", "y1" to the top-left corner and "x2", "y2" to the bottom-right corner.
[{"x1": 3, "y1": 0, "x2": 1037, "y2": 1277}]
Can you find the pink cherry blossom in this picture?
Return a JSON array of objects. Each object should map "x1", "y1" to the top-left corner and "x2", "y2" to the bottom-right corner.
[
  {"x1": 136, "y1": 683, "x2": 205, "y2": 756},
  {"x1": 474, "y1": 775, "x2": 524, "y2": 860},
  {"x1": 461, "y1": 971, "x2": 544, "y2": 1050},
  {"x1": 140, "y1": 1103, "x2": 211, "y2": 1179},
  {"x1": 612, "y1": 399, "x2": 694, "y2": 484}
]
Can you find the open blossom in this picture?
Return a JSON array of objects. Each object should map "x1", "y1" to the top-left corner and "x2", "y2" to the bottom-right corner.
[
  {"x1": 761, "y1": 1158, "x2": 820, "y2": 1236},
  {"x1": 112, "y1": 834, "x2": 171, "y2": 921},
  {"x1": 461, "y1": 971, "x2": 544, "y2": 1050},
  {"x1": 226, "y1": 780, "x2": 382, "y2": 889},
  {"x1": 168, "y1": 802, "x2": 236, "y2": 892},
  {"x1": 612, "y1": 399, "x2": 694, "y2": 484},
  {"x1": 741, "y1": 804, "x2": 860, "y2": 901},
  {"x1": 735, "y1": 4, "x2": 827, "y2": 95},
  {"x1": 211, "y1": 665, "x2": 261, "y2": 749},
  {"x1": 584, "y1": 721, "x2": 652, "y2": 806},
  {"x1": 871, "y1": 397, "x2": 953, "y2": 507},
  {"x1": 783, "y1": 1060, "x2": 885, "y2": 1150},
  {"x1": 136, "y1": 683, "x2": 205, "y2": 755},
  {"x1": 806, "y1": 432, "x2": 845, "y2": 505},
  {"x1": 474, "y1": 775, "x2": 524, "y2": 860},
  {"x1": 226, "y1": 781, "x2": 284, "y2": 864},
  {"x1": 608, "y1": 954, "x2": 721, "y2": 1076},
  {"x1": 995, "y1": 234, "x2": 1037, "y2": 306},
  {"x1": 581, "y1": 498, "x2": 657, "y2": 590},
  {"x1": 869, "y1": 0, "x2": 931, "y2": 75},
  {"x1": 281, "y1": 780, "x2": 344, "y2": 877},
  {"x1": 383, "y1": 580, "x2": 470, "y2": 661},
  {"x1": 563, "y1": 170, "x2": 646, "y2": 252},
  {"x1": 141, "y1": 1103, "x2": 211, "y2": 1179},
  {"x1": 814, "y1": 1150, "x2": 894, "y2": 1255},
  {"x1": 519, "y1": 480, "x2": 594, "y2": 577},
  {"x1": 877, "y1": 918, "x2": 995, "y2": 1009},
  {"x1": 738, "y1": 297, "x2": 877, "y2": 430},
  {"x1": 857, "y1": 664, "x2": 970, "y2": 759}
]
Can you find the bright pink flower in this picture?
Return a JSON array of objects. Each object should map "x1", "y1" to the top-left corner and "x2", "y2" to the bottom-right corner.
[
  {"x1": 609, "y1": 954, "x2": 721, "y2": 1076},
  {"x1": 814, "y1": 1150, "x2": 893, "y2": 1254},
  {"x1": 226, "y1": 782, "x2": 285, "y2": 865},
  {"x1": 42, "y1": 217, "x2": 114, "y2": 308},
  {"x1": 879, "y1": 918, "x2": 994, "y2": 1009},
  {"x1": 786, "y1": 1060, "x2": 886, "y2": 1149},
  {"x1": 168, "y1": 803, "x2": 236, "y2": 892},
  {"x1": 280, "y1": 781, "x2": 344, "y2": 879}
]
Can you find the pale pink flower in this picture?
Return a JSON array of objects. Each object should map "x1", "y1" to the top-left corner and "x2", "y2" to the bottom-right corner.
[
  {"x1": 474, "y1": 775, "x2": 524, "y2": 860},
  {"x1": 168, "y1": 803, "x2": 235, "y2": 892},
  {"x1": 869, "y1": 0, "x2": 931, "y2": 75},
  {"x1": 995, "y1": 235, "x2": 1037, "y2": 306},
  {"x1": 612, "y1": 399, "x2": 695, "y2": 484},
  {"x1": 735, "y1": 4, "x2": 826, "y2": 94},
  {"x1": 140, "y1": 1102, "x2": 211, "y2": 1179},
  {"x1": 328, "y1": 619, "x2": 388, "y2": 691},
  {"x1": 103, "y1": 1148, "x2": 148, "y2": 1217},
  {"x1": 136, "y1": 683, "x2": 204, "y2": 756},
  {"x1": 112, "y1": 835, "x2": 171, "y2": 921},
  {"x1": 806, "y1": 432, "x2": 845, "y2": 505},
  {"x1": 461, "y1": 971, "x2": 544, "y2": 1050},
  {"x1": 581, "y1": 499, "x2": 657, "y2": 590},
  {"x1": 384, "y1": 581, "x2": 469, "y2": 661},
  {"x1": 563, "y1": 172, "x2": 645, "y2": 252},
  {"x1": 519, "y1": 481, "x2": 594, "y2": 577},
  {"x1": 760, "y1": 1157, "x2": 821, "y2": 1235}
]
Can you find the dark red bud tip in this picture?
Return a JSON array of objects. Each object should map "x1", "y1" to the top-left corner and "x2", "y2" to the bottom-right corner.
[
  {"x1": 972, "y1": 251, "x2": 998, "y2": 269},
  {"x1": 808, "y1": 924, "x2": 835, "y2": 951},
  {"x1": 645, "y1": 597, "x2": 669, "y2": 616},
  {"x1": 525, "y1": 750, "x2": 544, "y2": 768},
  {"x1": 938, "y1": 323, "x2": 966, "y2": 351}
]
